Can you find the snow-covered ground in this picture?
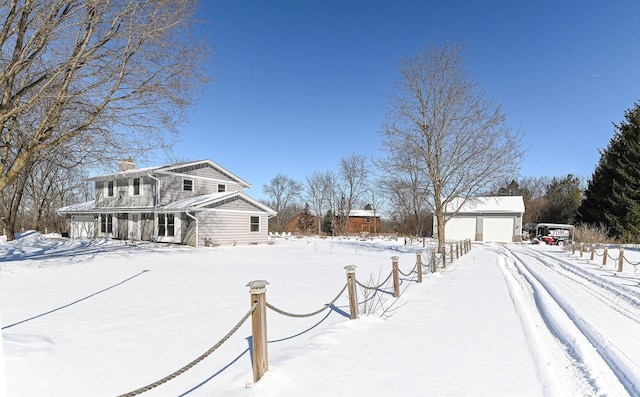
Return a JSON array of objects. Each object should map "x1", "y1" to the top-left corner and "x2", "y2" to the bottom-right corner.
[{"x1": 1, "y1": 232, "x2": 640, "y2": 396}]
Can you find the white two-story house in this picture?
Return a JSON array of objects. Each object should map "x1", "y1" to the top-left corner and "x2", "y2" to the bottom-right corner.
[{"x1": 58, "y1": 159, "x2": 276, "y2": 246}]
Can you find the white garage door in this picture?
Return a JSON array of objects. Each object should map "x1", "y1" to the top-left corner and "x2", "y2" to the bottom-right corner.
[
  {"x1": 483, "y1": 217, "x2": 514, "y2": 243},
  {"x1": 445, "y1": 217, "x2": 476, "y2": 241},
  {"x1": 70, "y1": 215, "x2": 95, "y2": 238}
]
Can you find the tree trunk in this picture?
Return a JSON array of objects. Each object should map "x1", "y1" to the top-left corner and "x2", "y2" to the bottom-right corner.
[{"x1": 6, "y1": 183, "x2": 26, "y2": 241}]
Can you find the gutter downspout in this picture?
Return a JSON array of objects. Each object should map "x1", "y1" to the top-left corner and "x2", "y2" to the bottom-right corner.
[
  {"x1": 148, "y1": 173, "x2": 161, "y2": 241},
  {"x1": 185, "y1": 207, "x2": 199, "y2": 247}
]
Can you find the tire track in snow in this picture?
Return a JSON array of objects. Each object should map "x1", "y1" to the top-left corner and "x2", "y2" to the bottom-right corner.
[
  {"x1": 503, "y1": 247, "x2": 640, "y2": 396},
  {"x1": 494, "y1": 249, "x2": 593, "y2": 396}
]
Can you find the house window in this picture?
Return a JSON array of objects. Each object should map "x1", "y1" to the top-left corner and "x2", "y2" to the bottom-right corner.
[
  {"x1": 250, "y1": 216, "x2": 260, "y2": 232},
  {"x1": 158, "y1": 213, "x2": 175, "y2": 237},
  {"x1": 218, "y1": 184, "x2": 226, "y2": 193},
  {"x1": 365, "y1": 217, "x2": 371, "y2": 223},
  {"x1": 100, "y1": 214, "x2": 113, "y2": 233},
  {"x1": 183, "y1": 179, "x2": 193, "y2": 192},
  {"x1": 133, "y1": 177, "x2": 140, "y2": 195},
  {"x1": 107, "y1": 181, "x2": 114, "y2": 197}
]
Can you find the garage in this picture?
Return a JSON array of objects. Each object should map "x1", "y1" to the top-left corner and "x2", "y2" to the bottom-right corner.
[
  {"x1": 483, "y1": 217, "x2": 515, "y2": 243},
  {"x1": 69, "y1": 215, "x2": 95, "y2": 238},
  {"x1": 444, "y1": 217, "x2": 476, "y2": 241},
  {"x1": 435, "y1": 196, "x2": 525, "y2": 243}
]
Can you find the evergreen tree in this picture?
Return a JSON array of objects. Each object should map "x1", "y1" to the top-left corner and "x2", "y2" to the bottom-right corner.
[
  {"x1": 577, "y1": 101, "x2": 640, "y2": 241},
  {"x1": 321, "y1": 210, "x2": 334, "y2": 236},
  {"x1": 544, "y1": 174, "x2": 582, "y2": 224},
  {"x1": 296, "y1": 203, "x2": 316, "y2": 235}
]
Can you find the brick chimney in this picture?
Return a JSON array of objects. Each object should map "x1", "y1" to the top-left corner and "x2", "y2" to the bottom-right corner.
[{"x1": 119, "y1": 158, "x2": 135, "y2": 172}]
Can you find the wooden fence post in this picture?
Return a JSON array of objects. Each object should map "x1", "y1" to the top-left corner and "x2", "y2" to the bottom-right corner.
[
  {"x1": 416, "y1": 251, "x2": 423, "y2": 283},
  {"x1": 618, "y1": 247, "x2": 624, "y2": 272},
  {"x1": 431, "y1": 251, "x2": 437, "y2": 273},
  {"x1": 344, "y1": 265, "x2": 358, "y2": 319},
  {"x1": 603, "y1": 247, "x2": 608, "y2": 266},
  {"x1": 449, "y1": 244, "x2": 454, "y2": 263},
  {"x1": 442, "y1": 249, "x2": 447, "y2": 269},
  {"x1": 456, "y1": 243, "x2": 460, "y2": 259},
  {"x1": 590, "y1": 245, "x2": 595, "y2": 261},
  {"x1": 391, "y1": 256, "x2": 400, "y2": 297},
  {"x1": 571, "y1": 243, "x2": 575, "y2": 255},
  {"x1": 580, "y1": 243, "x2": 584, "y2": 257},
  {"x1": 246, "y1": 280, "x2": 269, "y2": 383}
]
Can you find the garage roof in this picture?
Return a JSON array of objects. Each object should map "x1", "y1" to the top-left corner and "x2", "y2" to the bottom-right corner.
[{"x1": 444, "y1": 196, "x2": 525, "y2": 214}]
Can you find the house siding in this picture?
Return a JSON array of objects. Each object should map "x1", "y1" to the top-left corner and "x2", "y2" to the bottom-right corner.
[
  {"x1": 197, "y1": 211, "x2": 269, "y2": 245},
  {"x1": 171, "y1": 163, "x2": 245, "y2": 186},
  {"x1": 157, "y1": 174, "x2": 242, "y2": 205},
  {"x1": 195, "y1": 196, "x2": 270, "y2": 245},
  {"x1": 344, "y1": 216, "x2": 380, "y2": 234},
  {"x1": 95, "y1": 176, "x2": 155, "y2": 208}
]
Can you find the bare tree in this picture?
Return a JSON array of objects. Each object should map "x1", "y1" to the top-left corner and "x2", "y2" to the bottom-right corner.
[
  {"x1": 305, "y1": 171, "x2": 330, "y2": 235},
  {"x1": 375, "y1": 149, "x2": 430, "y2": 236},
  {"x1": 335, "y1": 153, "x2": 369, "y2": 235},
  {"x1": 0, "y1": 0, "x2": 208, "y2": 193},
  {"x1": 263, "y1": 173, "x2": 303, "y2": 232},
  {"x1": 323, "y1": 171, "x2": 339, "y2": 235},
  {"x1": 381, "y1": 41, "x2": 523, "y2": 250}
]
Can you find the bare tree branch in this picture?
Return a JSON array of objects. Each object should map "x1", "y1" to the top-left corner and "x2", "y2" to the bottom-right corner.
[
  {"x1": 0, "y1": 0, "x2": 209, "y2": 191},
  {"x1": 381, "y1": 41, "x2": 523, "y2": 250}
]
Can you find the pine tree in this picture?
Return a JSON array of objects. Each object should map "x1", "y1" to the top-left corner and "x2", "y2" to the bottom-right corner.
[{"x1": 577, "y1": 101, "x2": 640, "y2": 241}]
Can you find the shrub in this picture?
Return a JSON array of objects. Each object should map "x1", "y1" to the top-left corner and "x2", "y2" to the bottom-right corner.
[{"x1": 574, "y1": 223, "x2": 619, "y2": 245}]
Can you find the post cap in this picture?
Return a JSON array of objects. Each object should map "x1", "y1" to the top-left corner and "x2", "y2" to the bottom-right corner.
[
  {"x1": 246, "y1": 280, "x2": 270, "y2": 289},
  {"x1": 391, "y1": 256, "x2": 399, "y2": 260},
  {"x1": 344, "y1": 265, "x2": 357, "y2": 272}
]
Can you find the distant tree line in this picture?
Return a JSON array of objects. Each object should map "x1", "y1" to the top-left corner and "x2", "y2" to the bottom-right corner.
[{"x1": 262, "y1": 100, "x2": 640, "y2": 243}]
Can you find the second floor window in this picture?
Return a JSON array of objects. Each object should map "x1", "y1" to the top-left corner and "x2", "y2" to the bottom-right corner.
[
  {"x1": 183, "y1": 179, "x2": 193, "y2": 192},
  {"x1": 133, "y1": 177, "x2": 140, "y2": 195},
  {"x1": 218, "y1": 184, "x2": 226, "y2": 193},
  {"x1": 107, "y1": 181, "x2": 114, "y2": 197}
]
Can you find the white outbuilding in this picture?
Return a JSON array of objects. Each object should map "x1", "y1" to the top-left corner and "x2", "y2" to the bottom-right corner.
[{"x1": 434, "y1": 196, "x2": 525, "y2": 243}]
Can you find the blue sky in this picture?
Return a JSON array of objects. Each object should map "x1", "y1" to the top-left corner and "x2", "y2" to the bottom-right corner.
[{"x1": 170, "y1": 1, "x2": 640, "y2": 200}]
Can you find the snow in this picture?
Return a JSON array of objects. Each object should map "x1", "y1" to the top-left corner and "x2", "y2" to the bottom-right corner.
[{"x1": 1, "y1": 233, "x2": 640, "y2": 396}]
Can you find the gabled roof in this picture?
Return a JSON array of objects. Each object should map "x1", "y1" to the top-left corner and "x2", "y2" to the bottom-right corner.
[
  {"x1": 154, "y1": 159, "x2": 251, "y2": 188},
  {"x1": 86, "y1": 159, "x2": 251, "y2": 188},
  {"x1": 444, "y1": 196, "x2": 525, "y2": 214},
  {"x1": 86, "y1": 166, "x2": 162, "y2": 181}
]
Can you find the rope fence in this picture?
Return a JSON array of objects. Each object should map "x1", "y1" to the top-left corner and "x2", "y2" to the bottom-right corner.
[
  {"x1": 567, "y1": 242, "x2": 640, "y2": 273},
  {"x1": 117, "y1": 238, "x2": 472, "y2": 395},
  {"x1": 266, "y1": 284, "x2": 348, "y2": 318},
  {"x1": 117, "y1": 302, "x2": 258, "y2": 397}
]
